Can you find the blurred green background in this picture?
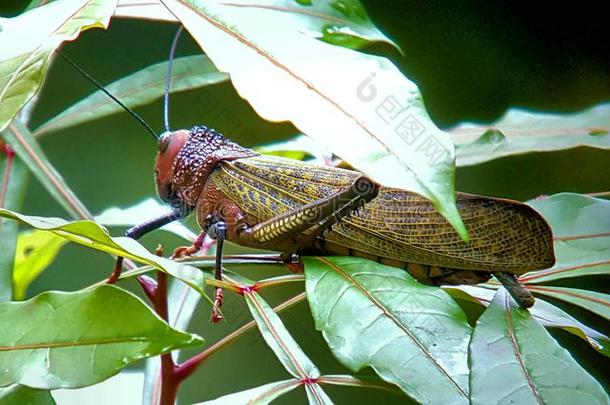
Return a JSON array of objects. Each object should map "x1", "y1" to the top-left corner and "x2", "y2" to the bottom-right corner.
[{"x1": 1, "y1": 1, "x2": 609, "y2": 403}]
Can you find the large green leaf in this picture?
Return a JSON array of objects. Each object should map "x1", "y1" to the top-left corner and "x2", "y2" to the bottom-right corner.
[
  {"x1": 34, "y1": 55, "x2": 228, "y2": 137},
  {"x1": 470, "y1": 288, "x2": 609, "y2": 404},
  {"x1": 0, "y1": 285, "x2": 203, "y2": 389},
  {"x1": 304, "y1": 256, "x2": 470, "y2": 404},
  {"x1": 453, "y1": 103, "x2": 610, "y2": 166},
  {"x1": 196, "y1": 379, "x2": 301, "y2": 405},
  {"x1": 523, "y1": 193, "x2": 610, "y2": 283},
  {"x1": 0, "y1": 384, "x2": 55, "y2": 405},
  {"x1": 0, "y1": 151, "x2": 28, "y2": 302},
  {"x1": 0, "y1": 0, "x2": 117, "y2": 132},
  {"x1": 528, "y1": 286, "x2": 610, "y2": 321},
  {"x1": 161, "y1": 0, "x2": 468, "y2": 239},
  {"x1": 12, "y1": 230, "x2": 68, "y2": 300},
  {"x1": 1, "y1": 121, "x2": 92, "y2": 220},
  {"x1": 0, "y1": 208, "x2": 209, "y2": 299},
  {"x1": 446, "y1": 285, "x2": 610, "y2": 358}
]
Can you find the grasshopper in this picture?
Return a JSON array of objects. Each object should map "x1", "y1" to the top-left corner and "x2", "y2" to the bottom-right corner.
[{"x1": 131, "y1": 126, "x2": 553, "y2": 318}]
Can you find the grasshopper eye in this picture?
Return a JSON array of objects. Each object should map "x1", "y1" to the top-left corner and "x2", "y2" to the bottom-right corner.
[{"x1": 158, "y1": 132, "x2": 172, "y2": 153}]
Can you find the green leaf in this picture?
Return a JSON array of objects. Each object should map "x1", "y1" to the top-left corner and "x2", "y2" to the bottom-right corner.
[
  {"x1": 523, "y1": 193, "x2": 610, "y2": 283},
  {"x1": 318, "y1": 374, "x2": 400, "y2": 394},
  {"x1": 34, "y1": 55, "x2": 228, "y2": 136},
  {"x1": 1, "y1": 121, "x2": 92, "y2": 220},
  {"x1": 0, "y1": 384, "x2": 55, "y2": 405},
  {"x1": 0, "y1": 285, "x2": 203, "y2": 389},
  {"x1": 528, "y1": 286, "x2": 610, "y2": 322},
  {"x1": 161, "y1": 0, "x2": 468, "y2": 240},
  {"x1": 304, "y1": 256, "x2": 470, "y2": 404},
  {"x1": 244, "y1": 290, "x2": 320, "y2": 379},
  {"x1": 453, "y1": 103, "x2": 610, "y2": 166},
  {"x1": 0, "y1": 152, "x2": 29, "y2": 302},
  {"x1": 0, "y1": 208, "x2": 209, "y2": 300},
  {"x1": 255, "y1": 134, "x2": 331, "y2": 163},
  {"x1": 304, "y1": 382, "x2": 333, "y2": 405},
  {"x1": 470, "y1": 288, "x2": 609, "y2": 404},
  {"x1": 95, "y1": 199, "x2": 197, "y2": 242},
  {"x1": 12, "y1": 230, "x2": 68, "y2": 300},
  {"x1": 113, "y1": 0, "x2": 178, "y2": 22},
  {"x1": 446, "y1": 285, "x2": 610, "y2": 358},
  {"x1": 0, "y1": 0, "x2": 117, "y2": 132},
  {"x1": 195, "y1": 379, "x2": 301, "y2": 405}
]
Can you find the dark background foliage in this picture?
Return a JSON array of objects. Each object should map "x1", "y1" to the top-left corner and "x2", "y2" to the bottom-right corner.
[{"x1": 1, "y1": 1, "x2": 609, "y2": 403}]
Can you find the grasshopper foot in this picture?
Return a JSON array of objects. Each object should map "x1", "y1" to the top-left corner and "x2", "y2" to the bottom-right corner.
[
  {"x1": 494, "y1": 271, "x2": 535, "y2": 308},
  {"x1": 210, "y1": 287, "x2": 224, "y2": 323}
]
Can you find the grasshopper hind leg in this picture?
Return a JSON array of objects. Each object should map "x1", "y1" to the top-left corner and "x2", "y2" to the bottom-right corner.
[{"x1": 494, "y1": 271, "x2": 535, "y2": 308}]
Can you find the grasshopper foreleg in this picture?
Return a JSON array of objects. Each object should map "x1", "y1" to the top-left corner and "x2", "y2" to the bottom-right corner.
[
  {"x1": 206, "y1": 220, "x2": 228, "y2": 323},
  {"x1": 108, "y1": 210, "x2": 184, "y2": 284}
]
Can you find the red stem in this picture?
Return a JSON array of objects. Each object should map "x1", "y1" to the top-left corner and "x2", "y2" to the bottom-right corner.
[
  {"x1": 154, "y1": 270, "x2": 181, "y2": 405},
  {"x1": 0, "y1": 143, "x2": 15, "y2": 208}
]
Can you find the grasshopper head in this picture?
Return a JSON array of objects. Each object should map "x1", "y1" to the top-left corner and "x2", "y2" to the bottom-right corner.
[
  {"x1": 154, "y1": 129, "x2": 189, "y2": 205},
  {"x1": 154, "y1": 126, "x2": 258, "y2": 208}
]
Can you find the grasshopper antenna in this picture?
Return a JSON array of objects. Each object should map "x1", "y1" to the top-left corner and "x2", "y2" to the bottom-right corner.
[
  {"x1": 163, "y1": 26, "x2": 184, "y2": 132},
  {"x1": 56, "y1": 50, "x2": 159, "y2": 141}
]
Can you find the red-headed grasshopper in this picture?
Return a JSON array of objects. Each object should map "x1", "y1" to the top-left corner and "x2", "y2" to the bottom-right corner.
[{"x1": 109, "y1": 123, "x2": 554, "y2": 320}]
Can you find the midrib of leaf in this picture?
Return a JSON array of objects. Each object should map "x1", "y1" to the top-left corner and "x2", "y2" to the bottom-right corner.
[
  {"x1": 7, "y1": 122, "x2": 91, "y2": 219},
  {"x1": 527, "y1": 286, "x2": 610, "y2": 308},
  {"x1": 167, "y1": 0, "x2": 442, "y2": 207},
  {"x1": 553, "y1": 232, "x2": 610, "y2": 241},
  {"x1": 0, "y1": 1, "x2": 91, "y2": 103},
  {"x1": 246, "y1": 291, "x2": 309, "y2": 379},
  {"x1": 0, "y1": 336, "x2": 178, "y2": 352},
  {"x1": 522, "y1": 259, "x2": 610, "y2": 283},
  {"x1": 316, "y1": 257, "x2": 468, "y2": 398},
  {"x1": 503, "y1": 293, "x2": 543, "y2": 404}
]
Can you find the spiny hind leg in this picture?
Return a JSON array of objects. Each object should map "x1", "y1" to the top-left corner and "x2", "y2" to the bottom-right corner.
[{"x1": 493, "y1": 271, "x2": 535, "y2": 308}]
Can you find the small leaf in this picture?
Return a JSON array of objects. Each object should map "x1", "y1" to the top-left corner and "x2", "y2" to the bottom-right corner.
[
  {"x1": 162, "y1": 0, "x2": 468, "y2": 239},
  {"x1": 12, "y1": 230, "x2": 68, "y2": 300},
  {"x1": 305, "y1": 256, "x2": 470, "y2": 404},
  {"x1": 528, "y1": 286, "x2": 610, "y2": 321},
  {"x1": 34, "y1": 55, "x2": 228, "y2": 136},
  {"x1": 0, "y1": 208, "x2": 209, "y2": 300},
  {"x1": 0, "y1": 0, "x2": 117, "y2": 132},
  {"x1": 453, "y1": 103, "x2": 610, "y2": 166},
  {"x1": 0, "y1": 285, "x2": 203, "y2": 389},
  {"x1": 523, "y1": 193, "x2": 610, "y2": 283},
  {"x1": 0, "y1": 384, "x2": 55, "y2": 405},
  {"x1": 195, "y1": 379, "x2": 301, "y2": 405},
  {"x1": 95, "y1": 199, "x2": 197, "y2": 242},
  {"x1": 446, "y1": 285, "x2": 610, "y2": 358},
  {"x1": 244, "y1": 290, "x2": 320, "y2": 379},
  {"x1": 470, "y1": 288, "x2": 609, "y2": 404},
  {"x1": 1, "y1": 121, "x2": 92, "y2": 220}
]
